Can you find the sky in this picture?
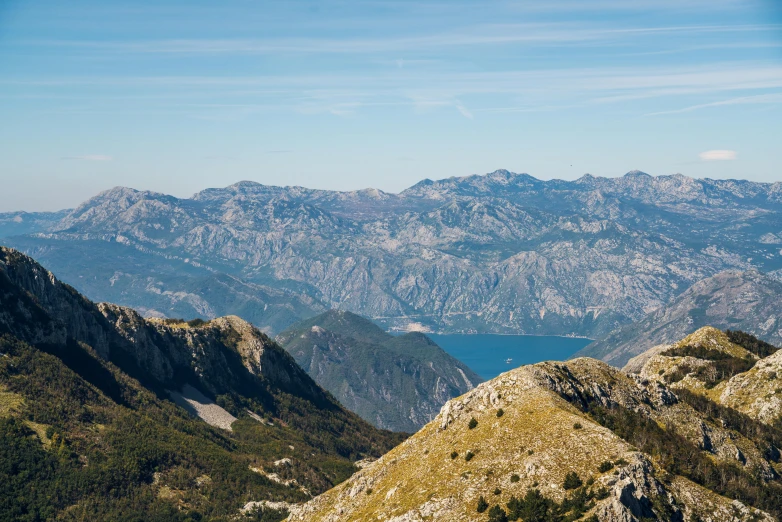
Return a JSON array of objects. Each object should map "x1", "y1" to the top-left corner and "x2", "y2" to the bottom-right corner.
[{"x1": 0, "y1": 0, "x2": 781, "y2": 211}]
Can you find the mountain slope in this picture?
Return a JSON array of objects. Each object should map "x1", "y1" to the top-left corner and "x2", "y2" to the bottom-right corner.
[
  {"x1": 0, "y1": 246, "x2": 403, "y2": 521},
  {"x1": 5, "y1": 236, "x2": 326, "y2": 335},
  {"x1": 276, "y1": 310, "x2": 483, "y2": 432},
  {"x1": 576, "y1": 270, "x2": 782, "y2": 367},
  {"x1": 8, "y1": 170, "x2": 782, "y2": 338},
  {"x1": 628, "y1": 326, "x2": 782, "y2": 426},
  {"x1": 288, "y1": 353, "x2": 782, "y2": 521}
]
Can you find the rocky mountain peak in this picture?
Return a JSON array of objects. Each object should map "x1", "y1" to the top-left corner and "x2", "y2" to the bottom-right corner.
[
  {"x1": 289, "y1": 352, "x2": 778, "y2": 521},
  {"x1": 631, "y1": 325, "x2": 782, "y2": 426}
]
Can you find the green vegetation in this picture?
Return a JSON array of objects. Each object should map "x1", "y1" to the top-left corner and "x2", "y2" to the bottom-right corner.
[
  {"x1": 510, "y1": 474, "x2": 520, "y2": 483},
  {"x1": 562, "y1": 472, "x2": 582, "y2": 490},
  {"x1": 725, "y1": 330, "x2": 779, "y2": 358},
  {"x1": 665, "y1": 344, "x2": 756, "y2": 388},
  {"x1": 450, "y1": 451, "x2": 459, "y2": 460},
  {"x1": 597, "y1": 461, "x2": 613, "y2": 473},
  {"x1": 496, "y1": 408, "x2": 504, "y2": 418},
  {"x1": 0, "y1": 328, "x2": 403, "y2": 521},
  {"x1": 572, "y1": 422, "x2": 582, "y2": 429},
  {"x1": 477, "y1": 495, "x2": 489, "y2": 513},
  {"x1": 465, "y1": 450, "x2": 475, "y2": 462},
  {"x1": 502, "y1": 486, "x2": 604, "y2": 521},
  {"x1": 488, "y1": 504, "x2": 508, "y2": 522},
  {"x1": 573, "y1": 394, "x2": 782, "y2": 519},
  {"x1": 468, "y1": 417, "x2": 478, "y2": 429},
  {"x1": 675, "y1": 388, "x2": 782, "y2": 460}
]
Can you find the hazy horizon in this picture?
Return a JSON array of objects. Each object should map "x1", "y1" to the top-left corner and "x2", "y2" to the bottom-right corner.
[{"x1": 5, "y1": 167, "x2": 782, "y2": 214}]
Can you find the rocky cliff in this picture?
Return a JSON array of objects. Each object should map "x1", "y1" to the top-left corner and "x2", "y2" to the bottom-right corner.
[{"x1": 276, "y1": 310, "x2": 482, "y2": 432}]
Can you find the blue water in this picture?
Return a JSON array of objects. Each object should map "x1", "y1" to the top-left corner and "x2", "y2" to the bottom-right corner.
[{"x1": 428, "y1": 334, "x2": 593, "y2": 380}]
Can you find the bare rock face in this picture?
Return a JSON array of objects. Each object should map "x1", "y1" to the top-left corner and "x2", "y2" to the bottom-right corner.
[{"x1": 288, "y1": 357, "x2": 775, "y2": 522}]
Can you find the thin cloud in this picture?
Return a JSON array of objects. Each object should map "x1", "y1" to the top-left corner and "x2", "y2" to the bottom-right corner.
[
  {"x1": 699, "y1": 150, "x2": 737, "y2": 161},
  {"x1": 646, "y1": 92, "x2": 782, "y2": 115},
  {"x1": 22, "y1": 24, "x2": 779, "y2": 56},
  {"x1": 61, "y1": 154, "x2": 113, "y2": 161},
  {"x1": 455, "y1": 104, "x2": 473, "y2": 119}
]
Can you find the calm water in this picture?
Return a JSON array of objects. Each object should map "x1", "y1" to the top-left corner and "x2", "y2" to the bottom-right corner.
[{"x1": 428, "y1": 334, "x2": 593, "y2": 380}]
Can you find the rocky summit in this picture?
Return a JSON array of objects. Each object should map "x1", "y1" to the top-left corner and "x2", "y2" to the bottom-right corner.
[
  {"x1": 627, "y1": 326, "x2": 782, "y2": 425},
  {"x1": 4, "y1": 170, "x2": 782, "y2": 338},
  {"x1": 287, "y1": 327, "x2": 782, "y2": 522},
  {"x1": 276, "y1": 310, "x2": 483, "y2": 432}
]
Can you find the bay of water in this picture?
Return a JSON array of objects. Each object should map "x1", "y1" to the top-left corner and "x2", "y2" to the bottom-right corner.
[{"x1": 428, "y1": 334, "x2": 593, "y2": 380}]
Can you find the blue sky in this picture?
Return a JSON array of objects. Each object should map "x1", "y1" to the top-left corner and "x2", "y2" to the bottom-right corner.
[{"x1": 1, "y1": 0, "x2": 781, "y2": 211}]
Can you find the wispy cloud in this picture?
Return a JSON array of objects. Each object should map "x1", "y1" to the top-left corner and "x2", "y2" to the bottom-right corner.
[
  {"x1": 700, "y1": 150, "x2": 737, "y2": 161},
  {"x1": 645, "y1": 92, "x2": 782, "y2": 115},
  {"x1": 61, "y1": 154, "x2": 113, "y2": 161},
  {"x1": 455, "y1": 104, "x2": 473, "y2": 119},
  {"x1": 21, "y1": 23, "x2": 780, "y2": 56}
]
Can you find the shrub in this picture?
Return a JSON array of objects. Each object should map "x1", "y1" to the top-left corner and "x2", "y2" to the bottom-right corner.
[
  {"x1": 725, "y1": 330, "x2": 779, "y2": 358},
  {"x1": 563, "y1": 471, "x2": 583, "y2": 490},
  {"x1": 497, "y1": 408, "x2": 505, "y2": 418},
  {"x1": 506, "y1": 488, "x2": 551, "y2": 521},
  {"x1": 469, "y1": 417, "x2": 478, "y2": 429},
  {"x1": 465, "y1": 450, "x2": 474, "y2": 461},
  {"x1": 477, "y1": 495, "x2": 489, "y2": 513},
  {"x1": 494, "y1": 488, "x2": 502, "y2": 495},
  {"x1": 573, "y1": 422, "x2": 583, "y2": 429},
  {"x1": 488, "y1": 505, "x2": 508, "y2": 522},
  {"x1": 510, "y1": 474, "x2": 520, "y2": 483},
  {"x1": 450, "y1": 451, "x2": 459, "y2": 460},
  {"x1": 598, "y1": 461, "x2": 614, "y2": 473}
]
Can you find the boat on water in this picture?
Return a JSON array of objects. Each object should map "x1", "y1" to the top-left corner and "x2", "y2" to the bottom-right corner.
[{"x1": 505, "y1": 358, "x2": 513, "y2": 364}]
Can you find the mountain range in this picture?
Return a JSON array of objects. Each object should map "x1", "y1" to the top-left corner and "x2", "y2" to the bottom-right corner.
[
  {"x1": 4, "y1": 170, "x2": 782, "y2": 340},
  {"x1": 0, "y1": 246, "x2": 403, "y2": 520},
  {"x1": 276, "y1": 310, "x2": 483, "y2": 432}
]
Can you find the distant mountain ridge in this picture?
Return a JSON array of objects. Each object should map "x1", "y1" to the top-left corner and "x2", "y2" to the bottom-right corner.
[
  {"x1": 276, "y1": 310, "x2": 483, "y2": 432},
  {"x1": 4, "y1": 170, "x2": 782, "y2": 338},
  {"x1": 576, "y1": 270, "x2": 782, "y2": 367}
]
